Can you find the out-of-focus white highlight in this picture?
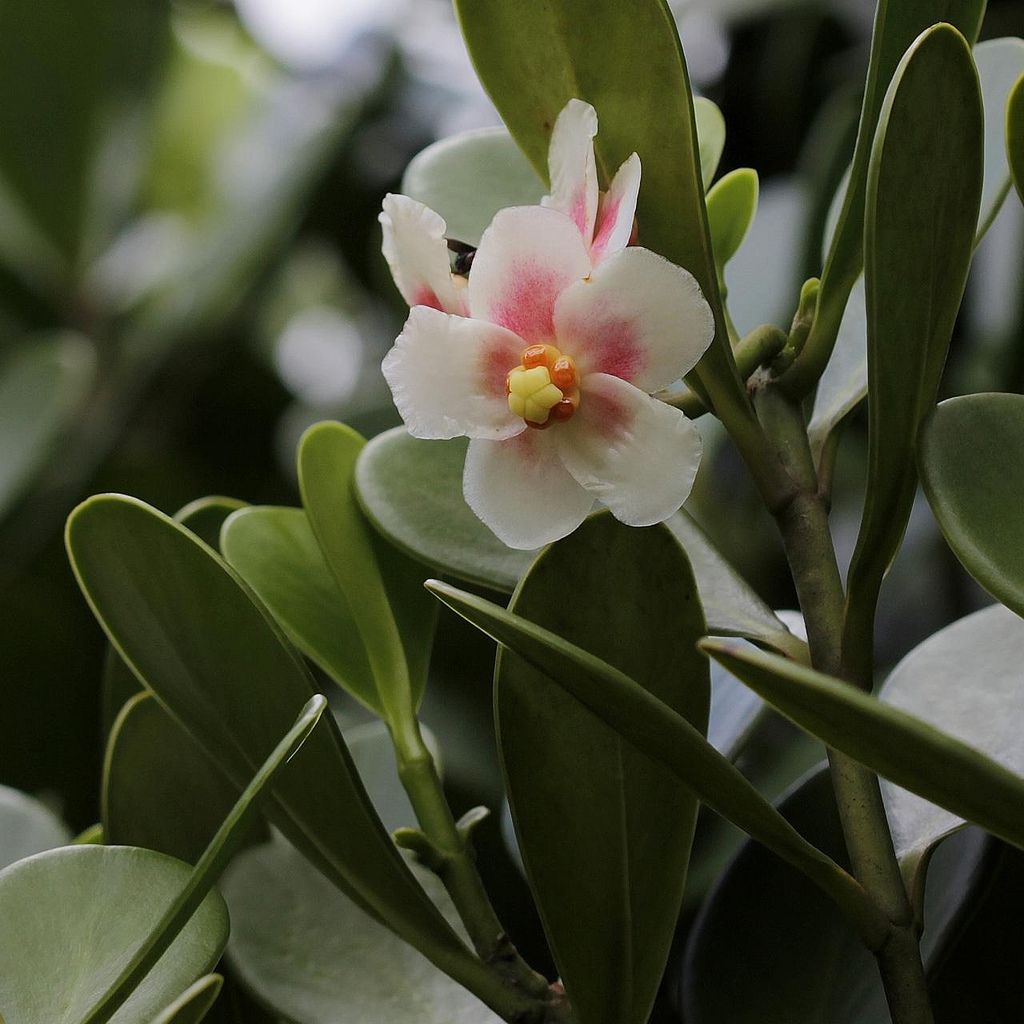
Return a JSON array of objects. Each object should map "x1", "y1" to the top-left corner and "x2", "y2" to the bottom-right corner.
[{"x1": 274, "y1": 306, "x2": 365, "y2": 405}]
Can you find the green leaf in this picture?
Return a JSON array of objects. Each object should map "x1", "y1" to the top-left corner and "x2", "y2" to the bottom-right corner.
[
  {"x1": 298, "y1": 422, "x2": 436, "y2": 719},
  {"x1": 355, "y1": 429, "x2": 535, "y2": 593},
  {"x1": 666, "y1": 511, "x2": 807, "y2": 660},
  {"x1": 103, "y1": 693, "x2": 257, "y2": 865},
  {"x1": 0, "y1": 783, "x2": 70, "y2": 871},
  {"x1": 975, "y1": 38, "x2": 1024, "y2": 238},
  {"x1": 1010, "y1": 71, "x2": 1024, "y2": 201},
  {"x1": 780, "y1": 0, "x2": 985, "y2": 395},
  {"x1": 221, "y1": 506, "x2": 379, "y2": 713},
  {"x1": 495, "y1": 516, "x2": 707, "y2": 1024},
  {"x1": 683, "y1": 770, "x2": 990, "y2": 1023},
  {"x1": 694, "y1": 97, "x2": 726, "y2": 188},
  {"x1": 453, "y1": 0, "x2": 745, "y2": 412},
  {"x1": 843, "y1": 24, "x2": 983, "y2": 677},
  {"x1": 0, "y1": 333, "x2": 95, "y2": 522},
  {"x1": 150, "y1": 976, "x2": 223, "y2": 1024},
  {"x1": 343, "y1": 719, "x2": 427, "y2": 834},
  {"x1": 223, "y1": 834, "x2": 502, "y2": 1024},
  {"x1": 66, "y1": 494, "x2": 480, "y2": 985},
  {"x1": 700, "y1": 639, "x2": 1024, "y2": 855},
  {"x1": 401, "y1": 127, "x2": 545, "y2": 247},
  {"x1": 0, "y1": 846, "x2": 227, "y2": 1024},
  {"x1": 919, "y1": 393, "x2": 1024, "y2": 615},
  {"x1": 428, "y1": 579, "x2": 884, "y2": 949},
  {"x1": 879, "y1": 604, "x2": 1024, "y2": 906},
  {"x1": 707, "y1": 168, "x2": 759, "y2": 270}
]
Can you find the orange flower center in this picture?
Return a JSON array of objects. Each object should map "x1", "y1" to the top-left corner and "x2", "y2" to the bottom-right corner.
[{"x1": 506, "y1": 344, "x2": 581, "y2": 429}]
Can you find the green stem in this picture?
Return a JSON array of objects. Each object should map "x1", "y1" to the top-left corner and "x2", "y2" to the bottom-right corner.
[
  {"x1": 748, "y1": 386, "x2": 933, "y2": 1024},
  {"x1": 392, "y1": 714, "x2": 554, "y2": 1008}
]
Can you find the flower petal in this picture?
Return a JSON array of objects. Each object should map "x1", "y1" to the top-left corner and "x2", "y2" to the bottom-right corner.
[
  {"x1": 382, "y1": 307, "x2": 526, "y2": 440},
  {"x1": 542, "y1": 98, "x2": 599, "y2": 242},
  {"x1": 463, "y1": 433, "x2": 594, "y2": 549},
  {"x1": 554, "y1": 246, "x2": 715, "y2": 392},
  {"x1": 556, "y1": 373, "x2": 702, "y2": 527},
  {"x1": 380, "y1": 193, "x2": 466, "y2": 315},
  {"x1": 469, "y1": 206, "x2": 592, "y2": 344},
  {"x1": 590, "y1": 153, "x2": 641, "y2": 264}
]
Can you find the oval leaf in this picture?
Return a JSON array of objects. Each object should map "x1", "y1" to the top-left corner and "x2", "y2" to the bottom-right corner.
[
  {"x1": 707, "y1": 167, "x2": 759, "y2": 270},
  {"x1": 495, "y1": 515, "x2": 708, "y2": 1024},
  {"x1": 976, "y1": 38, "x2": 1024, "y2": 237},
  {"x1": 0, "y1": 783, "x2": 70, "y2": 871},
  {"x1": 402, "y1": 127, "x2": 545, "y2": 247},
  {"x1": 694, "y1": 96, "x2": 726, "y2": 188},
  {"x1": 66, "y1": 495, "x2": 476, "y2": 983},
  {"x1": 0, "y1": 846, "x2": 227, "y2": 1024},
  {"x1": 920, "y1": 394, "x2": 1024, "y2": 616},
  {"x1": 844, "y1": 24, "x2": 983, "y2": 676}
]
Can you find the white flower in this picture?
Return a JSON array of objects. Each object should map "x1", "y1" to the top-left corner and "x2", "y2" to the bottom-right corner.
[{"x1": 379, "y1": 100, "x2": 714, "y2": 550}]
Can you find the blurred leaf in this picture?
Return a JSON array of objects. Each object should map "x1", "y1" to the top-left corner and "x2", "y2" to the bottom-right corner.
[
  {"x1": 666, "y1": 511, "x2": 807, "y2": 660},
  {"x1": 221, "y1": 506, "x2": 379, "y2": 713},
  {"x1": 879, "y1": 604, "x2": 1024, "y2": 907},
  {"x1": 150, "y1": 976, "x2": 223, "y2": 1024},
  {"x1": 784, "y1": 0, "x2": 985, "y2": 395},
  {"x1": 356, "y1": 428, "x2": 534, "y2": 592},
  {"x1": 707, "y1": 168, "x2": 759, "y2": 271},
  {"x1": 66, "y1": 495, "x2": 476, "y2": 977},
  {"x1": 694, "y1": 97, "x2": 726, "y2": 188},
  {"x1": 701, "y1": 640, "x2": 1024, "y2": 855},
  {"x1": 429, "y1": 580, "x2": 879, "y2": 945},
  {"x1": 920, "y1": 394, "x2": 1024, "y2": 615},
  {"x1": 0, "y1": 783, "x2": 70, "y2": 871},
  {"x1": 0, "y1": 846, "x2": 227, "y2": 1024},
  {"x1": 0, "y1": 333, "x2": 96, "y2": 522},
  {"x1": 496, "y1": 516, "x2": 707, "y2": 1024},
  {"x1": 223, "y1": 833, "x2": 501, "y2": 1024},
  {"x1": 1010, "y1": 72, "x2": 1024, "y2": 202},
  {"x1": 298, "y1": 422, "x2": 436, "y2": 718},
  {"x1": 682, "y1": 769, "x2": 990, "y2": 1023},
  {"x1": 844, "y1": 24, "x2": 983, "y2": 676},
  {"x1": 103, "y1": 693, "x2": 258, "y2": 865},
  {"x1": 402, "y1": 127, "x2": 545, "y2": 247},
  {"x1": 453, "y1": 0, "x2": 745, "y2": 413},
  {"x1": 343, "y1": 719, "x2": 427, "y2": 834}
]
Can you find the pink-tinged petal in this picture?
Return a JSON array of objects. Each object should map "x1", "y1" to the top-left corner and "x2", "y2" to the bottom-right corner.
[
  {"x1": 382, "y1": 307, "x2": 526, "y2": 441},
  {"x1": 463, "y1": 433, "x2": 594, "y2": 549},
  {"x1": 380, "y1": 194, "x2": 466, "y2": 315},
  {"x1": 469, "y1": 206, "x2": 592, "y2": 344},
  {"x1": 542, "y1": 98, "x2": 599, "y2": 242},
  {"x1": 556, "y1": 373, "x2": 702, "y2": 527},
  {"x1": 590, "y1": 153, "x2": 641, "y2": 264},
  {"x1": 554, "y1": 246, "x2": 715, "y2": 393}
]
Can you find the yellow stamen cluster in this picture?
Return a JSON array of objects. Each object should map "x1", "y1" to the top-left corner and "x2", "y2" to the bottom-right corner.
[{"x1": 506, "y1": 344, "x2": 580, "y2": 428}]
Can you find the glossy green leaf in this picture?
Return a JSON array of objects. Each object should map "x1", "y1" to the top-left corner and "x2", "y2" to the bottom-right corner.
[
  {"x1": 666, "y1": 511, "x2": 807, "y2": 661},
  {"x1": 920, "y1": 393, "x2": 1024, "y2": 614},
  {"x1": 0, "y1": 846, "x2": 227, "y2": 1024},
  {"x1": 150, "y1": 976, "x2": 223, "y2": 1024},
  {"x1": 103, "y1": 693, "x2": 254, "y2": 865},
  {"x1": 701, "y1": 639, "x2": 1024, "y2": 854},
  {"x1": 0, "y1": 783, "x2": 70, "y2": 871},
  {"x1": 694, "y1": 97, "x2": 726, "y2": 187},
  {"x1": 707, "y1": 168, "x2": 759, "y2": 270},
  {"x1": 683, "y1": 769, "x2": 990, "y2": 1023},
  {"x1": 401, "y1": 127, "x2": 545, "y2": 247},
  {"x1": 1010, "y1": 71, "x2": 1024, "y2": 201},
  {"x1": 975, "y1": 39, "x2": 1024, "y2": 238},
  {"x1": 355, "y1": 428, "x2": 535, "y2": 593},
  {"x1": 780, "y1": 0, "x2": 985, "y2": 395},
  {"x1": 0, "y1": 333, "x2": 95, "y2": 522},
  {"x1": 453, "y1": 0, "x2": 745, "y2": 413},
  {"x1": 221, "y1": 506, "x2": 379, "y2": 712},
  {"x1": 223, "y1": 834, "x2": 501, "y2": 1024},
  {"x1": 429, "y1": 579, "x2": 883, "y2": 948},
  {"x1": 879, "y1": 604, "x2": 1024, "y2": 905},
  {"x1": 495, "y1": 516, "x2": 707, "y2": 1024},
  {"x1": 66, "y1": 495, "x2": 482, "y2": 989},
  {"x1": 844, "y1": 24, "x2": 983, "y2": 677},
  {"x1": 299, "y1": 422, "x2": 437, "y2": 721}
]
